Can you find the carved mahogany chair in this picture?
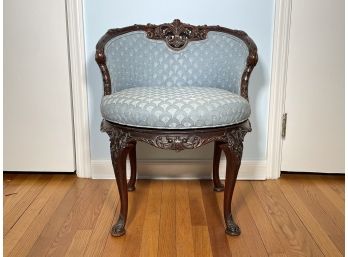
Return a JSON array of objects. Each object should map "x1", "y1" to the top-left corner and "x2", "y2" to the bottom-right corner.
[{"x1": 95, "y1": 19, "x2": 258, "y2": 237}]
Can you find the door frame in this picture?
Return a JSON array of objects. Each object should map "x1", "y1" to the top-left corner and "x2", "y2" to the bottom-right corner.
[
  {"x1": 66, "y1": 0, "x2": 91, "y2": 178},
  {"x1": 266, "y1": 0, "x2": 292, "y2": 179}
]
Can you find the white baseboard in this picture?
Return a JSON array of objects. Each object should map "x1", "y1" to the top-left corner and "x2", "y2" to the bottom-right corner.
[{"x1": 91, "y1": 159, "x2": 267, "y2": 180}]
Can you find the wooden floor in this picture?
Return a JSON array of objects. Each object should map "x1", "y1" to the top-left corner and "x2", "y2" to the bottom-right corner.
[{"x1": 4, "y1": 173, "x2": 344, "y2": 257}]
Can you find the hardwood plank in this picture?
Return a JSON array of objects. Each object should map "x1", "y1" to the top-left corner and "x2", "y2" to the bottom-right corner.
[
  {"x1": 188, "y1": 180, "x2": 207, "y2": 226},
  {"x1": 278, "y1": 179, "x2": 342, "y2": 257},
  {"x1": 118, "y1": 180, "x2": 151, "y2": 257},
  {"x1": 200, "y1": 180, "x2": 232, "y2": 257},
  {"x1": 101, "y1": 202, "x2": 124, "y2": 257},
  {"x1": 4, "y1": 175, "x2": 51, "y2": 234},
  {"x1": 280, "y1": 177, "x2": 344, "y2": 253},
  {"x1": 192, "y1": 226, "x2": 213, "y2": 257},
  {"x1": 157, "y1": 181, "x2": 176, "y2": 257},
  {"x1": 3, "y1": 173, "x2": 21, "y2": 195},
  {"x1": 238, "y1": 182, "x2": 286, "y2": 256},
  {"x1": 83, "y1": 185, "x2": 119, "y2": 257},
  {"x1": 318, "y1": 175, "x2": 345, "y2": 200},
  {"x1": 64, "y1": 230, "x2": 92, "y2": 257},
  {"x1": 6, "y1": 176, "x2": 81, "y2": 257},
  {"x1": 310, "y1": 177, "x2": 344, "y2": 214},
  {"x1": 139, "y1": 181, "x2": 163, "y2": 257},
  {"x1": 44, "y1": 180, "x2": 111, "y2": 257},
  {"x1": 215, "y1": 181, "x2": 269, "y2": 257},
  {"x1": 281, "y1": 174, "x2": 344, "y2": 213},
  {"x1": 102, "y1": 180, "x2": 150, "y2": 257},
  {"x1": 4, "y1": 174, "x2": 43, "y2": 211},
  {"x1": 4, "y1": 173, "x2": 17, "y2": 184},
  {"x1": 25, "y1": 178, "x2": 88, "y2": 257},
  {"x1": 252, "y1": 180, "x2": 325, "y2": 257},
  {"x1": 175, "y1": 181, "x2": 195, "y2": 257},
  {"x1": 3, "y1": 174, "x2": 344, "y2": 257},
  {"x1": 4, "y1": 175, "x2": 66, "y2": 256}
]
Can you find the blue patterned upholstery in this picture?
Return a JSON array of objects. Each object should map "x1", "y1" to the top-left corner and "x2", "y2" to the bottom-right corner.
[
  {"x1": 104, "y1": 31, "x2": 249, "y2": 94},
  {"x1": 101, "y1": 86, "x2": 250, "y2": 129},
  {"x1": 102, "y1": 31, "x2": 251, "y2": 129}
]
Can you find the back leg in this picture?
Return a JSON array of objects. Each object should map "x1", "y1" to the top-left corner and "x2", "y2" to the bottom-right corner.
[
  {"x1": 213, "y1": 141, "x2": 224, "y2": 192},
  {"x1": 127, "y1": 141, "x2": 137, "y2": 191}
]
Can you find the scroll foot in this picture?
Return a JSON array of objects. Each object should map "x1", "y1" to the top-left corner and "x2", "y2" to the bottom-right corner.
[
  {"x1": 111, "y1": 216, "x2": 126, "y2": 237},
  {"x1": 225, "y1": 216, "x2": 241, "y2": 236}
]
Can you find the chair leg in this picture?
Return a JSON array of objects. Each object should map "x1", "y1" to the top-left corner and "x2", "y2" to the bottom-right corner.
[
  {"x1": 110, "y1": 144, "x2": 130, "y2": 237},
  {"x1": 127, "y1": 141, "x2": 137, "y2": 191},
  {"x1": 220, "y1": 143, "x2": 242, "y2": 236},
  {"x1": 213, "y1": 141, "x2": 224, "y2": 192}
]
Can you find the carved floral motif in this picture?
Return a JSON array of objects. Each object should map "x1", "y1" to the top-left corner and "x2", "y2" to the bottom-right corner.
[
  {"x1": 223, "y1": 126, "x2": 251, "y2": 159},
  {"x1": 101, "y1": 123, "x2": 130, "y2": 158},
  {"x1": 154, "y1": 135, "x2": 201, "y2": 151},
  {"x1": 145, "y1": 19, "x2": 208, "y2": 50}
]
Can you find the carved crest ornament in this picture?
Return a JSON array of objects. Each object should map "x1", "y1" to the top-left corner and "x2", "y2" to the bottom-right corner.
[{"x1": 145, "y1": 19, "x2": 208, "y2": 50}]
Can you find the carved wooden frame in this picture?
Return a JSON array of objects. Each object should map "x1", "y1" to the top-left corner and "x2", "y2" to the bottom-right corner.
[{"x1": 95, "y1": 19, "x2": 258, "y2": 237}]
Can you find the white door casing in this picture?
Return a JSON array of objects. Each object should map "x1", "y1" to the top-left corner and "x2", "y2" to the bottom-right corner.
[
  {"x1": 66, "y1": 0, "x2": 92, "y2": 177},
  {"x1": 266, "y1": 0, "x2": 292, "y2": 179}
]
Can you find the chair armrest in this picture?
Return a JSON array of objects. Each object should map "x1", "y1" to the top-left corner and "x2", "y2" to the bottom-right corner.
[
  {"x1": 240, "y1": 50, "x2": 258, "y2": 101},
  {"x1": 96, "y1": 49, "x2": 112, "y2": 96}
]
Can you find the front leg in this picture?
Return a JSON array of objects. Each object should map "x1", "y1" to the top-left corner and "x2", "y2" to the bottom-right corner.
[
  {"x1": 221, "y1": 127, "x2": 248, "y2": 236},
  {"x1": 105, "y1": 126, "x2": 131, "y2": 237},
  {"x1": 111, "y1": 145, "x2": 130, "y2": 236},
  {"x1": 220, "y1": 143, "x2": 241, "y2": 236}
]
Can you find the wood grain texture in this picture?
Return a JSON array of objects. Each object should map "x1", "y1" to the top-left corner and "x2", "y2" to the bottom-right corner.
[
  {"x1": 188, "y1": 180, "x2": 207, "y2": 226},
  {"x1": 192, "y1": 226, "x2": 214, "y2": 257},
  {"x1": 278, "y1": 179, "x2": 343, "y2": 256},
  {"x1": 4, "y1": 175, "x2": 67, "y2": 256},
  {"x1": 238, "y1": 181, "x2": 286, "y2": 256},
  {"x1": 64, "y1": 230, "x2": 92, "y2": 257},
  {"x1": 201, "y1": 180, "x2": 232, "y2": 257},
  {"x1": 252, "y1": 180, "x2": 325, "y2": 257},
  {"x1": 4, "y1": 175, "x2": 51, "y2": 234},
  {"x1": 25, "y1": 178, "x2": 88, "y2": 257},
  {"x1": 118, "y1": 180, "x2": 150, "y2": 257},
  {"x1": 101, "y1": 203, "x2": 124, "y2": 257},
  {"x1": 6, "y1": 176, "x2": 81, "y2": 257},
  {"x1": 175, "y1": 181, "x2": 195, "y2": 257},
  {"x1": 219, "y1": 182, "x2": 269, "y2": 257},
  {"x1": 280, "y1": 176, "x2": 344, "y2": 253},
  {"x1": 157, "y1": 181, "x2": 177, "y2": 257},
  {"x1": 44, "y1": 180, "x2": 111, "y2": 257},
  {"x1": 139, "y1": 181, "x2": 163, "y2": 257},
  {"x1": 4, "y1": 173, "x2": 344, "y2": 257},
  {"x1": 83, "y1": 185, "x2": 119, "y2": 257}
]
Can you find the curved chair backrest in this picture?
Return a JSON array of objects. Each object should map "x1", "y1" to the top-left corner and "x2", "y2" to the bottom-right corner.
[{"x1": 96, "y1": 20, "x2": 257, "y2": 100}]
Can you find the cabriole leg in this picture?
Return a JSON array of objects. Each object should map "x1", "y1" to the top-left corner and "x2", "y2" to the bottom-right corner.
[
  {"x1": 213, "y1": 141, "x2": 224, "y2": 192},
  {"x1": 111, "y1": 145, "x2": 130, "y2": 236},
  {"x1": 220, "y1": 143, "x2": 241, "y2": 236},
  {"x1": 127, "y1": 141, "x2": 137, "y2": 191}
]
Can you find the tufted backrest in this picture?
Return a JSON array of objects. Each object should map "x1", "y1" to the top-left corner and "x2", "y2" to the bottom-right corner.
[
  {"x1": 96, "y1": 20, "x2": 258, "y2": 99},
  {"x1": 104, "y1": 31, "x2": 248, "y2": 94}
]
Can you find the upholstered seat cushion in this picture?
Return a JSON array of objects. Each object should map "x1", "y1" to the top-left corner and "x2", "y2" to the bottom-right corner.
[{"x1": 101, "y1": 86, "x2": 250, "y2": 129}]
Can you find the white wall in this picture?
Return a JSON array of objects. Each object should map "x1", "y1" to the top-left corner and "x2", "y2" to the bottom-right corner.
[{"x1": 83, "y1": 0, "x2": 275, "y2": 177}]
